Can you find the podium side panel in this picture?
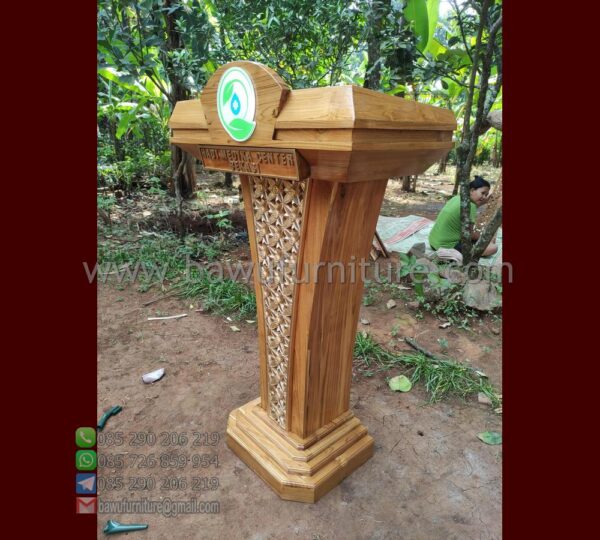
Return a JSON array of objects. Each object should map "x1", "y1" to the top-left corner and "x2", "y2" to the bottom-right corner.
[
  {"x1": 239, "y1": 175, "x2": 269, "y2": 410},
  {"x1": 290, "y1": 178, "x2": 388, "y2": 437}
]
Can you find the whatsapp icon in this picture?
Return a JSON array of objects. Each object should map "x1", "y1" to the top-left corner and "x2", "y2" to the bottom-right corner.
[{"x1": 76, "y1": 450, "x2": 97, "y2": 471}]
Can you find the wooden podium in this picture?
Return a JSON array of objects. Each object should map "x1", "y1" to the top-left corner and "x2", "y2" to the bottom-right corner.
[{"x1": 169, "y1": 61, "x2": 455, "y2": 502}]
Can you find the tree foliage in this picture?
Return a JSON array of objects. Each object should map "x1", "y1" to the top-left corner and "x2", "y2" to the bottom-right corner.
[
  {"x1": 210, "y1": 0, "x2": 363, "y2": 87},
  {"x1": 97, "y1": 0, "x2": 502, "y2": 205}
]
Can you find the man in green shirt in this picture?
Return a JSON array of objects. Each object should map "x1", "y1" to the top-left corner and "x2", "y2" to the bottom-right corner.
[{"x1": 429, "y1": 176, "x2": 498, "y2": 257}]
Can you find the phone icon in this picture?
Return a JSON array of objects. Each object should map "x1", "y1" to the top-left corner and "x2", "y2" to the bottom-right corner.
[{"x1": 76, "y1": 427, "x2": 96, "y2": 448}]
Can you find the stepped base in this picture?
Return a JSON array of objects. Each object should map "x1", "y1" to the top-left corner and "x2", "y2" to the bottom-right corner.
[{"x1": 226, "y1": 398, "x2": 374, "y2": 503}]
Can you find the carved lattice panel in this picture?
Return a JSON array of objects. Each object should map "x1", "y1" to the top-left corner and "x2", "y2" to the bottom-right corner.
[{"x1": 249, "y1": 176, "x2": 307, "y2": 428}]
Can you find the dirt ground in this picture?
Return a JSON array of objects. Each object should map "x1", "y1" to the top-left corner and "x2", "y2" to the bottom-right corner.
[
  {"x1": 97, "y1": 289, "x2": 501, "y2": 540},
  {"x1": 97, "y1": 168, "x2": 502, "y2": 539}
]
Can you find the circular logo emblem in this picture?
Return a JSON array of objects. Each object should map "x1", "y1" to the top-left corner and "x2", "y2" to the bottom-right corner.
[{"x1": 217, "y1": 67, "x2": 257, "y2": 142}]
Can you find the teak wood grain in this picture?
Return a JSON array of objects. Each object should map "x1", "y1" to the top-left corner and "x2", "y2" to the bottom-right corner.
[
  {"x1": 239, "y1": 175, "x2": 269, "y2": 410},
  {"x1": 227, "y1": 398, "x2": 374, "y2": 502},
  {"x1": 169, "y1": 60, "x2": 456, "y2": 502},
  {"x1": 289, "y1": 178, "x2": 389, "y2": 436},
  {"x1": 199, "y1": 61, "x2": 290, "y2": 146},
  {"x1": 195, "y1": 145, "x2": 310, "y2": 180},
  {"x1": 169, "y1": 62, "x2": 456, "y2": 183}
]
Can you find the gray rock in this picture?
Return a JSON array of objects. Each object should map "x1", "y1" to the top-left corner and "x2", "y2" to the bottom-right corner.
[
  {"x1": 408, "y1": 242, "x2": 426, "y2": 258},
  {"x1": 440, "y1": 266, "x2": 466, "y2": 284},
  {"x1": 414, "y1": 257, "x2": 438, "y2": 274},
  {"x1": 463, "y1": 280, "x2": 502, "y2": 311},
  {"x1": 478, "y1": 392, "x2": 493, "y2": 405}
]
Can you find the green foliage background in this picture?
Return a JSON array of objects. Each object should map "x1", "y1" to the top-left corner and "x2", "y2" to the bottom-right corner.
[{"x1": 97, "y1": 0, "x2": 502, "y2": 185}]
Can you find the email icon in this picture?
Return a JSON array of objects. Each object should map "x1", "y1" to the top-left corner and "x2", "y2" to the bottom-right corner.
[{"x1": 76, "y1": 497, "x2": 97, "y2": 514}]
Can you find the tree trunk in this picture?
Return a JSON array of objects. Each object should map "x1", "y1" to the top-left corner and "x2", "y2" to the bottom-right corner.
[
  {"x1": 224, "y1": 172, "x2": 233, "y2": 189},
  {"x1": 172, "y1": 155, "x2": 187, "y2": 242},
  {"x1": 170, "y1": 145, "x2": 196, "y2": 198},
  {"x1": 491, "y1": 132, "x2": 501, "y2": 167},
  {"x1": 453, "y1": 2, "x2": 502, "y2": 265},
  {"x1": 108, "y1": 117, "x2": 125, "y2": 161},
  {"x1": 475, "y1": 171, "x2": 502, "y2": 234},
  {"x1": 401, "y1": 175, "x2": 417, "y2": 192},
  {"x1": 363, "y1": 0, "x2": 390, "y2": 90},
  {"x1": 412, "y1": 84, "x2": 419, "y2": 101},
  {"x1": 164, "y1": 0, "x2": 195, "y2": 199},
  {"x1": 452, "y1": 0, "x2": 493, "y2": 198},
  {"x1": 436, "y1": 155, "x2": 448, "y2": 175},
  {"x1": 471, "y1": 205, "x2": 502, "y2": 265},
  {"x1": 468, "y1": 169, "x2": 502, "y2": 265}
]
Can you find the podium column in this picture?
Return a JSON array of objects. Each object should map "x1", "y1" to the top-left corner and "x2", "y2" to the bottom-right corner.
[{"x1": 227, "y1": 173, "x2": 386, "y2": 502}]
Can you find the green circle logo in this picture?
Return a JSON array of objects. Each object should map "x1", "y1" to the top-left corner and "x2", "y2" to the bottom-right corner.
[{"x1": 217, "y1": 67, "x2": 257, "y2": 142}]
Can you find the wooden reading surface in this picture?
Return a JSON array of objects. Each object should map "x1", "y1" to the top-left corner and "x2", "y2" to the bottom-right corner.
[{"x1": 169, "y1": 61, "x2": 456, "y2": 502}]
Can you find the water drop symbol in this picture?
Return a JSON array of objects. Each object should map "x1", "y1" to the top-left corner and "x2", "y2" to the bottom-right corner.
[{"x1": 231, "y1": 93, "x2": 241, "y2": 115}]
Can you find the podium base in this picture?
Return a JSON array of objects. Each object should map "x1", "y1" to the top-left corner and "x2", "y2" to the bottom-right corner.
[{"x1": 226, "y1": 398, "x2": 374, "y2": 503}]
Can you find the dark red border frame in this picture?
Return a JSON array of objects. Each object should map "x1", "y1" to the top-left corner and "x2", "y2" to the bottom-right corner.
[
  {"x1": 7, "y1": 1, "x2": 588, "y2": 538},
  {"x1": 7, "y1": 1, "x2": 98, "y2": 536},
  {"x1": 502, "y1": 1, "x2": 591, "y2": 537}
]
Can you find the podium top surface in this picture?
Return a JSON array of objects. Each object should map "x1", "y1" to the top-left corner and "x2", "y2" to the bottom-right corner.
[{"x1": 169, "y1": 61, "x2": 456, "y2": 153}]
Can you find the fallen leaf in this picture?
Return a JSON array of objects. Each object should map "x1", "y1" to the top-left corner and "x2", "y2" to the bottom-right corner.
[
  {"x1": 388, "y1": 375, "x2": 412, "y2": 392},
  {"x1": 439, "y1": 322, "x2": 451, "y2": 329},
  {"x1": 360, "y1": 319, "x2": 370, "y2": 325},
  {"x1": 477, "y1": 431, "x2": 502, "y2": 445},
  {"x1": 475, "y1": 370, "x2": 488, "y2": 378},
  {"x1": 386, "y1": 299, "x2": 397, "y2": 309},
  {"x1": 230, "y1": 326, "x2": 241, "y2": 332},
  {"x1": 246, "y1": 320, "x2": 255, "y2": 324}
]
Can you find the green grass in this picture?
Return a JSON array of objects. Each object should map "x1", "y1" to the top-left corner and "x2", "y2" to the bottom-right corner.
[
  {"x1": 362, "y1": 279, "x2": 410, "y2": 307},
  {"x1": 98, "y1": 229, "x2": 226, "y2": 274},
  {"x1": 418, "y1": 290, "x2": 478, "y2": 328},
  {"x1": 354, "y1": 332, "x2": 500, "y2": 407},
  {"x1": 360, "y1": 273, "x2": 493, "y2": 329},
  {"x1": 174, "y1": 268, "x2": 256, "y2": 319},
  {"x1": 98, "y1": 228, "x2": 256, "y2": 319}
]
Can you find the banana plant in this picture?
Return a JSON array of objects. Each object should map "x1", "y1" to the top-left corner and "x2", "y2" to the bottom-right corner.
[{"x1": 404, "y1": 0, "x2": 440, "y2": 54}]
